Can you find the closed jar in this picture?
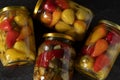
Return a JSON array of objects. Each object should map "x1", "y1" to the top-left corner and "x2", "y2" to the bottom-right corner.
[
  {"x1": 75, "y1": 20, "x2": 120, "y2": 80},
  {"x1": 0, "y1": 6, "x2": 36, "y2": 67},
  {"x1": 33, "y1": 33, "x2": 76, "y2": 80},
  {"x1": 33, "y1": 0, "x2": 93, "y2": 41}
]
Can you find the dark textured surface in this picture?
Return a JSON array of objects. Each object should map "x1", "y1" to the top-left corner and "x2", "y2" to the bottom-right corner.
[{"x1": 0, "y1": 0, "x2": 120, "y2": 80}]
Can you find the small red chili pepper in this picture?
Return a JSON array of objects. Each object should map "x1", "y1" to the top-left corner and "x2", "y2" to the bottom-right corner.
[
  {"x1": 0, "y1": 19, "x2": 13, "y2": 31},
  {"x1": 106, "y1": 32, "x2": 114, "y2": 43},
  {"x1": 107, "y1": 31, "x2": 120, "y2": 45},
  {"x1": 82, "y1": 45, "x2": 94, "y2": 55},
  {"x1": 36, "y1": 49, "x2": 64, "y2": 68},
  {"x1": 93, "y1": 54, "x2": 110, "y2": 72},
  {"x1": 55, "y1": 0, "x2": 69, "y2": 9},
  {"x1": 36, "y1": 53, "x2": 49, "y2": 68},
  {"x1": 6, "y1": 30, "x2": 19, "y2": 48},
  {"x1": 53, "y1": 49, "x2": 64, "y2": 58}
]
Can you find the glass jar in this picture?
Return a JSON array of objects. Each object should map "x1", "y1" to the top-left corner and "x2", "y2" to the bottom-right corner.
[
  {"x1": 33, "y1": 0, "x2": 93, "y2": 41},
  {"x1": 75, "y1": 20, "x2": 120, "y2": 80},
  {"x1": 33, "y1": 33, "x2": 76, "y2": 80},
  {"x1": 0, "y1": 6, "x2": 36, "y2": 67}
]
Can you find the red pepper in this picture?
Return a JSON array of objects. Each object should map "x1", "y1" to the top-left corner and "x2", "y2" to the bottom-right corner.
[
  {"x1": 53, "y1": 49, "x2": 64, "y2": 58},
  {"x1": 36, "y1": 53, "x2": 49, "y2": 68},
  {"x1": 0, "y1": 19, "x2": 13, "y2": 31},
  {"x1": 93, "y1": 54, "x2": 110, "y2": 72},
  {"x1": 106, "y1": 32, "x2": 114, "y2": 43},
  {"x1": 44, "y1": 0, "x2": 56, "y2": 12},
  {"x1": 36, "y1": 49, "x2": 64, "y2": 68},
  {"x1": 82, "y1": 45, "x2": 94, "y2": 55},
  {"x1": 6, "y1": 30, "x2": 19, "y2": 48},
  {"x1": 107, "y1": 31, "x2": 120, "y2": 45},
  {"x1": 55, "y1": 0, "x2": 69, "y2": 9}
]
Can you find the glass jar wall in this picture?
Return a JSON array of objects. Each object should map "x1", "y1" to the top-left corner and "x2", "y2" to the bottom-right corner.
[
  {"x1": 0, "y1": 6, "x2": 36, "y2": 67},
  {"x1": 33, "y1": 33, "x2": 76, "y2": 80},
  {"x1": 75, "y1": 20, "x2": 120, "y2": 80},
  {"x1": 34, "y1": 0, "x2": 93, "y2": 41}
]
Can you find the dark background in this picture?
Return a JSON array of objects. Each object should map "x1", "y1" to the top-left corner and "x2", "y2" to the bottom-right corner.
[{"x1": 0, "y1": 0, "x2": 120, "y2": 80}]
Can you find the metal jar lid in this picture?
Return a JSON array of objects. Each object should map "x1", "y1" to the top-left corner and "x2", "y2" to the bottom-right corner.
[
  {"x1": 34, "y1": 0, "x2": 43, "y2": 16},
  {"x1": 43, "y1": 33, "x2": 75, "y2": 41},
  {"x1": 0, "y1": 6, "x2": 28, "y2": 13},
  {"x1": 99, "y1": 20, "x2": 120, "y2": 30}
]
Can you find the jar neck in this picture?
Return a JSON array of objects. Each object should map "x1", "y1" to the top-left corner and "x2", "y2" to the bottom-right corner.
[
  {"x1": 101, "y1": 23, "x2": 120, "y2": 35},
  {"x1": 33, "y1": 0, "x2": 45, "y2": 17},
  {"x1": 45, "y1": 37, "x2": 74, "y2": 46}
]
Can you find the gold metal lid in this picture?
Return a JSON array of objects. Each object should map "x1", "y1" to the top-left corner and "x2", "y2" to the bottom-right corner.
[
  {"x1": 99, "y1": 20, "x2": 120, "y2": 30},
  {"x1": 0, "y1": 6, "x2": 28, "y2": 12},
  {"x1": 34, "y1": 0, "x2": 43, "y2": 16},
  {"x1": 43, "y1": 33, "x2": 75, "y2": 41}
]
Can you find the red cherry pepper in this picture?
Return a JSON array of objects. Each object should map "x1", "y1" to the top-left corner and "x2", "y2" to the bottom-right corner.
[
  {"x1": 36, "y1": 49, "x2": 64, "y2": 68},
  {"x1": 0, "y1": 19, "x2": 13, "y2": 31}
]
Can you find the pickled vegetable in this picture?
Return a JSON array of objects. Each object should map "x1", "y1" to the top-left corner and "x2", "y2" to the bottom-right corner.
[
  {"x1": 34, "y1": 33, "x2": 76, "y2": 80},
  {"x1": 75, "y1": 20, "x2": 120, "y2": 80},
  {"x1": 34, "y1": 0, "x2": 93, "y2": 41},
  {"x1": 0, "y1": 6, "x2": 36, "y2": 67}
]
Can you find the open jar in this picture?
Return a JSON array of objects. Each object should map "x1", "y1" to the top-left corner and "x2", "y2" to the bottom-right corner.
[
  {"x1": 75, "y1": 20, "x2": 120, "y2": 80},
  {"x1": 33, "y1": 0, "x2": 93, "y2": 41},
  {"x1": 33, "y1": 33, "x2": 76, "y2": 80},
  {"x1": 0, "y1": 6, "x2": 36, "y2": 67}
]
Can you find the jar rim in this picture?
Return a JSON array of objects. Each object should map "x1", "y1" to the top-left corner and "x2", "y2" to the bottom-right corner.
[
  {"x1": 99, "y1": 20, "x2": 120, "y2": 30},
  {"x1": 69, "y1": 1, "x2": 94, "y2": 17},
  {"x1": 34, "y1": 0, "x2": 43, "y2": 17},
  {"x1": 43, "y1": 33, "x2": 75, "y2": 41},
  {"x1": 0, "y1": 6, "x2": 28, "y2": 12}
]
